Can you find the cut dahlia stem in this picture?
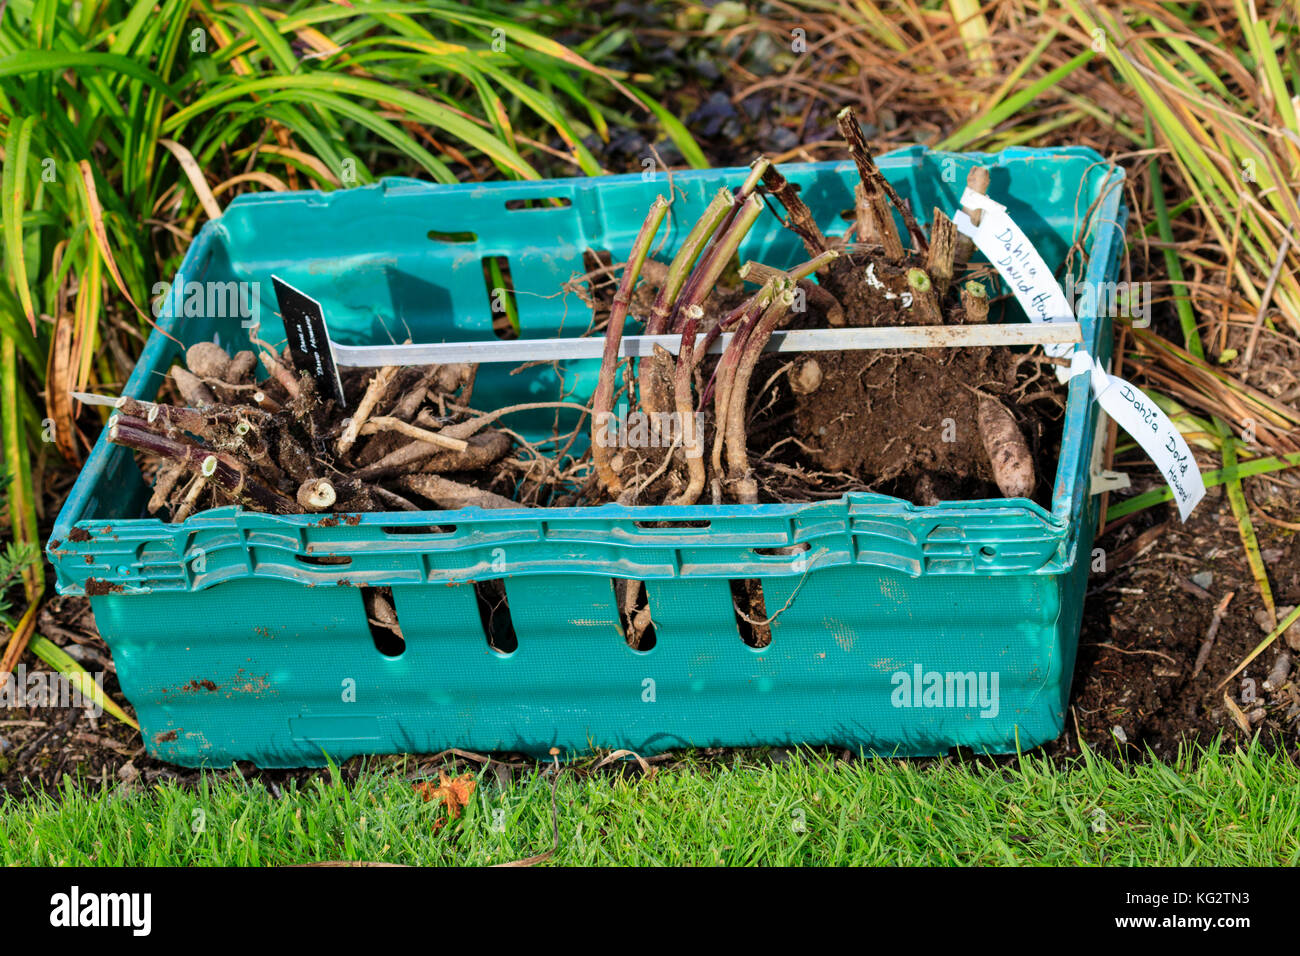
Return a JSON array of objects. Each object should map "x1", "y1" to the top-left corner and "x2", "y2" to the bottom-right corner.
[
  {"x1": 707, "y1": 302, "x2": 761, "y2": 479},
  {"x1": 692, "y1": 285, "x2": 773, "y2": 373},
  {"x1": 639, "y1": 187, "x2": 733, "y2": 418},
  {"x1": 297, "y1": 477, "x2": 337, "y2": 512},
  {"x1": 853, "y1": 182, "x2": 874, "y2": 248},
  {"x1": 738, "y1": 252, "x2": 844, "y2": 326},
  {"x1": 252, "y1": 390, "x2": 282, "y2": 414},
  {"x1": 759, "y1": 164, "x2": 830, "y2": 256},
  {"x1": 593, "y1": 195, "x2": 670, "y2": 494},
  {"x1": 725, "y1": 281, "x2": 795, "y2": 503},
  {"x1": 927, "y1": 208, "x2": 958, "y2": 297},
  {"x1": 670, "y1": 193, "x2": 764, "y2": 334},
  {"x1": 337, "y1": 365, "x2": 398, "y2": 457},
  {"x1": 701, "y1": 279, "x2": 777, "y2": 413},
  {"x1": 738, "y1": 249, "x2": 839, "y2": 286},
  {"x1": 906, "y1": 268, "x2": 943, "y2": 325},
  {"x1": 108, "y1": 417, "x2": 294, "y2": 514},
  {"x1": 961, "y1": 280, "x2": 990, "y2": 323},
  {"x1": 848, "y1": 160, "x2": 903, "y2": 260},
  {"x1": 115, "y1": 396, "x2": 271, "y2": 451},
  {"x1": 645, "y1": 188, "x2": 731, "y2": 336},
  {"x1": 697, "y1": 157, "x2": 770, "y2": 264},
  {"x1": 836, "y1": 107, "x2": 928, "y2": 255}
]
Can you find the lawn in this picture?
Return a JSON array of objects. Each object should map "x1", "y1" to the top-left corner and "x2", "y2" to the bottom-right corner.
[{"x1": 4, "y1": 742, "x2": 1297, "y2": 866}]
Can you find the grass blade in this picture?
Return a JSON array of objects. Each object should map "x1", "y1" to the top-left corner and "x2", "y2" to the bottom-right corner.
[
  {"x1": 1106, "y1": 451, "x2": 1300, "y2": 521},
  {"x1": 27, "y1": 634, "x2": 139, "y2": 730},
  {"x1": 1148, "y1": 130, "x2": 1204, "y2": 359},
  {"x1": 1220, "y1": 427, "x2": 1275, "y2": 629},
  {"x1": 1, "y1": 114, "x2": 36, "y2": 332}
]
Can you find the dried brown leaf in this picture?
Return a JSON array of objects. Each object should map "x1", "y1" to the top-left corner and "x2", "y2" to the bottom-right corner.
[{"x1": 415, "y1": 771, "x2": 477, "y2": 821}]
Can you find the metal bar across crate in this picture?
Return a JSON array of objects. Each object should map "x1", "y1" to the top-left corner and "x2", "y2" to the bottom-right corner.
[{"x1": 330, "y1": 321, "x2": 1082, "y2": 367}]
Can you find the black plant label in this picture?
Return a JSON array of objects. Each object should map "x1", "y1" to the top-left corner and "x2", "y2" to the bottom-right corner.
[{"x1": 272, "y1": 276, "x2": 347, "y2": 408}]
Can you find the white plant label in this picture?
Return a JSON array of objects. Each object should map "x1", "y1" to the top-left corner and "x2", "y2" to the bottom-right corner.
[
  {"x1": 1068, "y1": 351, "x2": 1206, "y2": 520},
  {"x1": 953, "y1": 188, "x2": 1206, "y2": 520},
  {"x1": 952, "y1": 190, "x2": 1075, "y2": 362}
]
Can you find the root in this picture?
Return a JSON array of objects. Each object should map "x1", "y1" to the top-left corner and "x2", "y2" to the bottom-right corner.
[
  {"x1": 977, "y1": 396, "x2": 1035, "y2": 498},
  {"x1": 170, "y1": 366, "x2": 215, "y2": 407},
  {"x1": 249, "y1": 325, "x2": 301, "y2": 400},
  {"x1": 399, "y1": 474, "x2": 520, "y2": 510},
  {"x1": 337, "y1": 365, "x2": 399, "y2": 457}
]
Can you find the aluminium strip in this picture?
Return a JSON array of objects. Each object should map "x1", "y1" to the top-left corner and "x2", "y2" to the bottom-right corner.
[{"x1": 329, "y1": 321, "x2": 1082, "y2": 368}]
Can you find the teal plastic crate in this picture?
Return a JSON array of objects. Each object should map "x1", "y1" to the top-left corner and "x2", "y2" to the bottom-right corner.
[{"x1": 48, "y1": 146, "x2": 1126, "y2": 767}]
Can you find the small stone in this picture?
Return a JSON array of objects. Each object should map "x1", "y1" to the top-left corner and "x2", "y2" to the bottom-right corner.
[
  {"x1": 1247, "y1": 706, "x2": 1268, "y2": 724},
  {"x1": 0, "y1": 735, "x2": 9, "y2": 753},
  {"x1": 1191, "y1": 571, "x2": 1213, "y2": 590},
  {"x1": 117, "y1": 760, "x2": 138, "y2": 784},
  {"x1": 760, "y1": 125, "x2": 799, "y2": 153},
  {"x1": 1263, "y1": 650, "x2": 1292, "y2": 692},
  {"x1": 1111, "y1": 725, "x2": 1128, "y2": 744},
  {"x1": 789, "y1": 358, "x2": 823, "y2": 395}
]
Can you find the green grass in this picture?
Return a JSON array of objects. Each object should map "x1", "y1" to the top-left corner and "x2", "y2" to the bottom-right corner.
[{"x1": 4, "y1": 741, "x2": 1298, "y2": 865}]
